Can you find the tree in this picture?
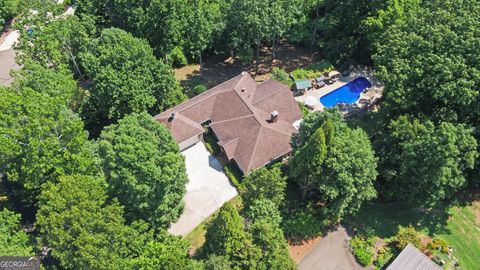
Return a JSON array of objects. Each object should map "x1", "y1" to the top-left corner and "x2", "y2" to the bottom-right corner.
[
  {"x1": 291, "y1": 108, "x2": 343, "y2": 149},
  {"x1": 241, "y1": 165, "x2": 287, "y2": 208},
  {"x1": 12, "y1": 61, "x2": 81, "y2": 108},
  {"x1": 128, "y1": 231, "x2": 201, "y2": 270},
  {"x1": 0, "y1": 0, "x2": 19, "y2": 30},
  {"x1": 98, "y1": 113, "x2": 187, "y2": 229},
  {"x1": 80, "y1": 28, "x2": 186, "y2": 134},
  {"x1": 377, "y1": 116, "x2": 478, "y2": 206},
  {"x1": 36, "y1": 174, "x2": 152, "y2": 270},
  {"x1": 102, "y1": 0, "x2": 190, "y2": 59},
  {"x1": 184, "y1": 0, "x2": 222, "y2": 75},
  {"x1": 204, "y1": 255, "x2": 231, "y2": 270},
  {"x1": 244, "y1": 198, "x2": 282, "y2": 225},
  {"x1": 0, "y1": 209, "x2": 34, "y2": 256},
  {"x1": 251, "y1": 221, "x2": 296, "y2": 270},
  {"x1": 15, "y1": 14, "x2": 96, "y2": 78},
  {"x1": 0, "y1": 86, "x2": 95, "y2": 207},
  {"x1": 319, "y1": 125, "x2": 377, "y2": 221},
  {"x1": 373, "y1": 0, "x2": 480, "y2": 125},
  {"x1": 289, "y1": 127, "x2": 327, "y2": 200},
  {"x1": 202, "y1": 203, "x2": 261, "y2": 269},
  {"x1": 225, "y1": 0, "x2": 291, "y2": 69}
]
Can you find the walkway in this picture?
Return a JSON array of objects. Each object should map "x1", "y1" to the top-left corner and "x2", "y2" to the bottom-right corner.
[{"x1": 299, "y1": 225, "x2": 368, "y2": 270}]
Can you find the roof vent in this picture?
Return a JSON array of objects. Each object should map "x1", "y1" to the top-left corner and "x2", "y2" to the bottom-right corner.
[
  {"x1": 241, "y1": 71, "x2": 247, "y2": 76},
  {"x1": 241, "y1": 87, "x2": 245, "y2": 92},
  {"x1": 271, "y1": 111, "x2": 279, "y2": 123}
]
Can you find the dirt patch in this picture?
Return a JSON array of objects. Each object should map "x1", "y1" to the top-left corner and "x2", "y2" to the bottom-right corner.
[
  {"x1": 175, "y1": 40, "x2": 321, "y2": 89},
  {"x1": 288, "y1": 236, "x2": 322, "y2": 264}
]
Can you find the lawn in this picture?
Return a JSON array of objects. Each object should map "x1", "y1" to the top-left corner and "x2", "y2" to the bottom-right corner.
[{"x1": 348, "y1": 201, "x2": 480, "y2": 270}]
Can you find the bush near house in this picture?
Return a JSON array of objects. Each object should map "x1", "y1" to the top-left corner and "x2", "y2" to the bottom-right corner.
[
  {"x1": 224, "y1": 163, "x2": 243, "y2": 190},
  {"x1": 350, "y1": 229, "x2": 376, "y2": 266}
]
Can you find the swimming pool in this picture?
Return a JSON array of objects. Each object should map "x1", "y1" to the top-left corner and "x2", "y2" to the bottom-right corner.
[{"x1": 320, "y1": 77, "x2": 372, "y2": 108}]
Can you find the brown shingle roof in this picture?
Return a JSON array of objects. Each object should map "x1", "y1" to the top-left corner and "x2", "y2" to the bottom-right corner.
[{"x1": 155, "y1": 72, "x2": 302, "y2": 172}]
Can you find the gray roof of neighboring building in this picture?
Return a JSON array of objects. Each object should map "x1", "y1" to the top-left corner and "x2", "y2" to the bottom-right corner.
[
  {"x1": 0, "y1": 48, "x2": 19, "y2": 86},
  {"x1": 387, "y1": 244, "x2": 442, "y2": 270}
]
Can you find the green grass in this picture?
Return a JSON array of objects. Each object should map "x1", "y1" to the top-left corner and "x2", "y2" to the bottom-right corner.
[
  {"x1": 348, "y1": 202, "x2": 480, "y2": 270},
  {"x1": 290, "y1": 60, "x2": 335, "y2": 80},
  {"x1": 436, "y1": 203, "x2": 480, "y2": 270},
  {"x1": 183, "y1": 196, "x2": 243, "y2": 251}
]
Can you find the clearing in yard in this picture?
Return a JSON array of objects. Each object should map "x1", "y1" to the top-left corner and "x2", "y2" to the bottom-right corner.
[{"x1": 348, "y1": 201, "x2": 480, "y2": 270}]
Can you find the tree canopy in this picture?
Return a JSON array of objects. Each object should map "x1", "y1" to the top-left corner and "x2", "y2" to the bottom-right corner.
[
  {"x1": 0, "y1": 86, "x2": 95, "y2": 207},
  {"x1": 377, "y1": 116, "x2": 477, "y2": 206},
  {"x1": 373, "y1": 0, "x2": 480, "y2": 124},
  {"x1": 0, "y1": 209, "x2": 34, "y2": 256},
  {"x1": 36, "y1": 174, "x2": 151, "y2": 270},
  {"x1": 98, "y1": 112, "x2": 187, "y2": 229},
  {"x1": 80, "y1": 28, "x2": 186, "y2": 134},
  {"x1": 241, "y1": 165, "x2": 287, "y2": 209}
]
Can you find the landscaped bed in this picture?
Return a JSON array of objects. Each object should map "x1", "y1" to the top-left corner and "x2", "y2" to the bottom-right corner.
[{"x1": 347, "y1": 202, "x2": 479, "y2": 270}]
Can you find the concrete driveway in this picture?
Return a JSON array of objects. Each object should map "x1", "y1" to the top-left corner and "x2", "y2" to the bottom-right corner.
[
  {"x1": 168, "y1": 143, "x2": 238, "y2": 236},
  {"x1": 0, "y1": 48, "x2": 19, "y2": 86},
  {"x1": 299, "y1": 225, "x2": 368, "y2": 270}
]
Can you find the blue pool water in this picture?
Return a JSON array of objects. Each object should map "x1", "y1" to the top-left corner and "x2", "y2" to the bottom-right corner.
[{"x1": 320, "y1": 77, "x2": 372, "y2": 108}]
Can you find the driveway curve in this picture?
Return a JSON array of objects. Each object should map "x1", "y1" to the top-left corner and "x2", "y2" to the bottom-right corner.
[{"x1": 299, "y1": 225, "x2": 368, "y2": 270}]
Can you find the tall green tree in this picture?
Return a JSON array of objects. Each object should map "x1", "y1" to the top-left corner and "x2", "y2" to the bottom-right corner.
[
  {"x1": 102, "y1": 0, "x2": 190, "y2": 59},
  {"x1": 15, "y1": 14, "x2": 97, "y2": 78},
  {"x1": 251, "y1": 221, "x2": 296, "y2": 270},
  {"x1": 80, "y1": 28, "x2": 186, "y2": 134},
  {"x1": 320, "y1": 125, "x2": 377, "y2": 221},
  {"x1": 289, "y1": 127, "x2": 327, "y2": 200},
  {"x1": 128, "y1": 231, "x2": 202, "y2": 270},
  {"x1": 0, "y1": 86, "x2": 95, "y2": 207},
  {"x1": 0, "y1": 209, "x2": 34, "y2": 256},
  {"x1": 373, "y1": 0, "x2": 480, "y2": 124},
  {"x1": 241, "y1": 165, "x2": 287, "y2": 209},
  {"x1": 202, "y1": 203, "x2": 261, "y2": 269},
  {"x1": 377, "y1": 116, "x2": 478, "y2": 206},
  {"x1": 36, "y1": 174, "x2": 152, "y2": 270},
  {"x1": 0, "y1": 0, "x2": 19, "y2": 30},
  {"x1": 225, "y1": 0, "x2": 291, "y2": 68},
  {"x1": 98, "y1": 113, "x2": 187, "y2": 229}
]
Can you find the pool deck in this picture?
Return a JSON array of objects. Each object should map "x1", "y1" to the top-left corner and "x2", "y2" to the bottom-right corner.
[{"x1": 294, "y1": 66, "x2": 383, "y2": 111}]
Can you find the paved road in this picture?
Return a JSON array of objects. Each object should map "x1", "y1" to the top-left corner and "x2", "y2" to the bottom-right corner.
[
  {"x1": 299, "y1": 225, "x2": 368, "y2": 270},
  {"x1": 0, "y1": 48, "x2": 19, "y2": 86}
]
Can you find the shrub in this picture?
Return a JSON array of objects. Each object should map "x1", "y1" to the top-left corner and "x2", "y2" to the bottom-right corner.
[
  {"x1": 168, "y1": 46, "x2": 188, "y2": 67},
  {"x1": 290, "y1": 60, "x2": 335, "y2": 80},
  {"x1": 350, "y1": 234, "x2": 376, "y2": 266},
  {"x1": 204, "y1": 133, "x2": 221, "y2": 155},
  {"x1": 224, "y1": 163, "x2": 243, "y2": 190},
  {"x1": 374, "y1": 246, "x2": 394, "y2": 270},
  {"x1": 394, "y1": 225, "x2": 422, "y2": 250},
  {"x1": 271, "y1": 67, "x2": 293, "y2": 87},
  {"x1": 193, "y1": 84, "x2": 208, "y2": 95},
  {"x1": 282, "y1": 204, "x2": 324, "y2": 238},
  {"x1": 297, "y1": 101, "x2": 310, "y2": 117},
  {"x1": 428, "y1": 238, "x2": 449, "y2": 254}
]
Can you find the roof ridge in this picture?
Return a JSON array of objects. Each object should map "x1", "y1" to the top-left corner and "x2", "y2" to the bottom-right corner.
[
  {"x1": 210, "y1": 114, "x2": 254, "y2": 125},
  {"x1": 246, "y1": 127, "x2": 264, "y2": 172}
]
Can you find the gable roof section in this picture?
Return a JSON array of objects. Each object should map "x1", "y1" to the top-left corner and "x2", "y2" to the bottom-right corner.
[
  {"x1": 155, "y1": 72, "x2": 302, "y2": 172},
  {"x1": 387, "y1": 244, "x2": 442, "y2": 270}
]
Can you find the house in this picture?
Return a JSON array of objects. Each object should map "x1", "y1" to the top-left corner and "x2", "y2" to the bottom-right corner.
[
  {"x1": 387, "y1": 244, "x2": 442, "y2": 270},
  {"x1": 155, "y1": 72, "x2": 302, "y2": 173}
]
